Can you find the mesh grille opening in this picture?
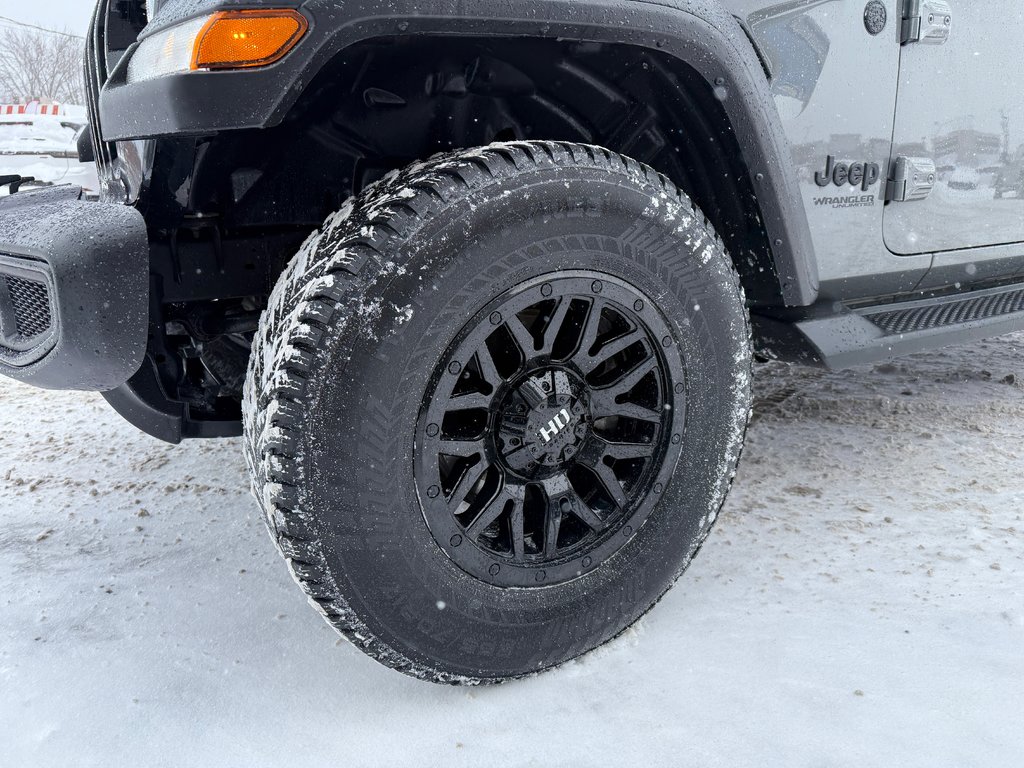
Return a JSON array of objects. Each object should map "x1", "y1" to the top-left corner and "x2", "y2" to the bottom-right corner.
[{"x1": 3, "y1": 274, "x2": 52, "y2": 340}]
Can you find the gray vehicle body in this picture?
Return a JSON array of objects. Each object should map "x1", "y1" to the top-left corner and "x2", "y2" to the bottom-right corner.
[
  {"x1": 734, "y1": 0, "x2": 1024, "y2": 297},
  {"x1": 1, "y1": 0, "x2": 1023, "y2": 438}
]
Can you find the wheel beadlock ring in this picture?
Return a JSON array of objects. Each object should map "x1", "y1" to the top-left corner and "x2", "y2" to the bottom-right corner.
[{"x1": 415, "y1": 271, "x2": 687, "y2": 588}]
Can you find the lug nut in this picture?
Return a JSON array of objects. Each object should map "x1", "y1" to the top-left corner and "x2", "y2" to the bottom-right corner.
[
  {"x1": 449, "y1": 534, "x2": 462, "y2": 547},
  {"x1": 448, "y1": 361, "x2": 461, "y2": 375},
  {"x1": 488, "y1": 564, "x2": 500, "y2": 576},
  {"x1": 427, "y1": 485, "x2": 440, "y2": 498},
  {"x1": 489, "y1": 312, "x2": 502, "y2": 325},
  {"x1": 426, "y1": 423, "x2": 439, "y2": 437},
  {"x1": 541, "y1": 283, "x2": 553, "y2": 297},
  {"x1": 591, "y1": 280, "x2": 603, "y2": 293}
]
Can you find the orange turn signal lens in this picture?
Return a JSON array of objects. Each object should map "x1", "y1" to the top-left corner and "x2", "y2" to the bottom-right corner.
[{"x1": 191, "y1": 9, "x2": 308, "y2": 71}]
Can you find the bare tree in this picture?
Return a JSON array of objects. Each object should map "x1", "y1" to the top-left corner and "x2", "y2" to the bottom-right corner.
[{"x1": 0, "y1": 27, "x2": 85, "y2": 105}]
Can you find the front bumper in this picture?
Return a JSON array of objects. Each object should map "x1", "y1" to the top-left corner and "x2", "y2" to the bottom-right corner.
[{"x1": 0, "y1": 186, "x2": 149, "y2": 391}]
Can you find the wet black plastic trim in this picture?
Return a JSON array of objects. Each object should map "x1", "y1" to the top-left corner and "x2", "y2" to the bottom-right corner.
[{"x1": 0, "y1": 186, "x2": 149, "y2": 391}]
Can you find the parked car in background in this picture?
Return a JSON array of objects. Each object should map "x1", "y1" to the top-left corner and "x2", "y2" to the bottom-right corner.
[{"x1": 0, "y1": 106, "x2": 99, "y2": 194}]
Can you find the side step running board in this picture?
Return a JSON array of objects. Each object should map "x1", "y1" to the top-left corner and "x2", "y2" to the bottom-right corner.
[{"x1": 753, "y1": 282, "x2": 1024, "y2": 369}]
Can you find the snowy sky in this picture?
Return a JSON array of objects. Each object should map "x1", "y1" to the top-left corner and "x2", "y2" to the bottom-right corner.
[{"x1": 0, "y1": 0, "x2": 95, "y2": 37}]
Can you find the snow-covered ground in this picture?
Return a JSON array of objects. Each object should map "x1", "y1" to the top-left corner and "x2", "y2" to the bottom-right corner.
[{"x1": 2, "y1": 335, "x2": 1022, "y2": 767}]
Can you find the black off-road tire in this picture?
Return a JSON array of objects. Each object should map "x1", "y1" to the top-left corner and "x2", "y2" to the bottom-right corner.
[{"x1": 243, "y1": 141, "x2": 751, "y2": 683}]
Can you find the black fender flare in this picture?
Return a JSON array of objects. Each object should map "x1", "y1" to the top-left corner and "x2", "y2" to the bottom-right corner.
[{"x1": 102, "y1": 0, "x2": 817, "y2": 306}]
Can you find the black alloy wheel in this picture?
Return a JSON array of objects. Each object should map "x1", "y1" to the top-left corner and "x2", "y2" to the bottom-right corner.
[{"x1": 417, "y1": 272, "x2": 686, "y2": 587}]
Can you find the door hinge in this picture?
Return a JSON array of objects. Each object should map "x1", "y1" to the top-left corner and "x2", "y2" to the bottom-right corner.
[
  {"x1": 901, "y1": 0, "x2": 953, "y2": 45},
  {"x1": 886, "y1": 156, "x2": 936, "y2": 202}
]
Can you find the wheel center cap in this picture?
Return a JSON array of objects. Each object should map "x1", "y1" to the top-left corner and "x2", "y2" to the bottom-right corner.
[{"x1": 497, "y1": 369, "x2": 590, "y2": 477}]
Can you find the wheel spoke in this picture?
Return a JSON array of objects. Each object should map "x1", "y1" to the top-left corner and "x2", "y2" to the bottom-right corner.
[
  {"x1": 540, "y1": 297, "x2": 573, "y2": 354},
  {"x1": 538, "y1": 478, "x2": 568, "y2": 557},
  {"x1": 515, "y1": 381, "x2": 548, "y2": 410},
  {"x1": 475, "y1": 346, "x2": 502, "y2": 389},
  {"x1": 580, "y1": 330, "x2": 645, "y2": 375},
  {"x1": 510, "y1": 497, "x2": 526, "y2": 561},
  {"x1": 597, "y1": 356, "x2": 658, "y2": 397},
  {"x1": 506, "y1": 315, "x2": 536, "y2": 360},
  {"x1": 467, "y1": 488, "x2": 508, "y2": 538},
  {"x1": 539, "y1": 480, "x2": 606, "y2": 549},
  {"x1": 594, "y1": 461, "x2": 628, "y2": 509},
  {"x1": 569, "y1": 492, "x2": 606, "y2": 532},
  {"x1": 577, "y1": 298, "x2": 606, "y2": 357},
  {"x1": 589, "y1": 388, "x2": 662, "y2": 422},
  {"x1": 543, "y1": 500, "x2": 563, "y2": 558},
  {"x1": 467, "y1": 481, "x2": 524, "y2": 541},
  {"x1": 446, "y1": 457, "x2": 489, "y2": 507},
  {"x1": 502, "y1": 439, "x2": 537, "y2": 473},
  {"x1": 448, "y1": 391, "x2": 490, "y2": 410},
  {"x1": 599, "y1": 438, "x2": 657, "y2": 461},
  {"x1": 577, "y1": 433, "x2": 656, "y2": 467},
  {"x1": 438, "y1": 437, "x2": 485, "y2": 458}
]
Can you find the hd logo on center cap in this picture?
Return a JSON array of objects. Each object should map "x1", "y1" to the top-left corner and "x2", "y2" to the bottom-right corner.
[{"x1": 539, "y1": 408, "x2": 572, "y2": 443}]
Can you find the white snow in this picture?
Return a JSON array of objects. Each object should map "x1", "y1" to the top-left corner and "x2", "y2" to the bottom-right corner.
[
  {"x1": 2, "y1": 334, "x2": 1023, "y2": 766},
  {"x1": 0, "y1": 114, "x2": 100, "y2": 193},
  {"x1": 0, "y1": 115, "x2": 80, "y2": 155}
]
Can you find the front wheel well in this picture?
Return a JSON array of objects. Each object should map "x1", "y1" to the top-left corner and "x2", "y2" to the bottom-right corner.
[{"x1": 181, "y1": 35, "x2": 786, "y2": 307}]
